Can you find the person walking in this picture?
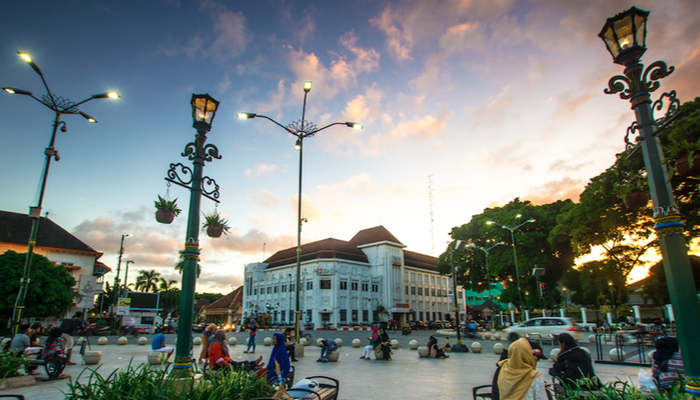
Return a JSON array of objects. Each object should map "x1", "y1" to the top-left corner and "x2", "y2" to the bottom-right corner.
[
  {"x1": 60, "y1": 311, "x2": 85, "y2": 365},
  {"x1": 244, "y1": 319, "x2": 258, "y2": 354},
  {"x1": 360, "y1": 326, "x2": 379, "y2": 359},
  {"x1": 378, "y1": 327, "x2": 392, "y2": 361},
  {"x1": 198, "y1": 323, "x2": 217, "y2": 364}
]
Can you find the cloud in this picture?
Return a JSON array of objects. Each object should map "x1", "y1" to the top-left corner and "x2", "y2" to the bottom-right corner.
[
  {"x1": 245, "y1": 163, "x2": 279, "y2": 177},
  {"x1": 248, "y1": 188, "x2": 278, "y2": 209},
  {"x1": 370, "y1": 5, "x2": 413, "y2": 61},
  {"x1": 316, "y1": 173, "x2": 375, "y2": 199},
  {"x1": 526, "y1": 177, "x2": 585, "y2": 205},
  {"x1": 548, "y1": 159, "x2": 588, "y2": 173},
  {"x1": 439, "y1": 22, "x2": 486, "y2": 53},
  {"x1": 469, "y1": 85, "x2": 512, "y2": 128},
  {"x1": 203, "y1": 227, "x2": 296, "y2": 256},
  {"x1": 208, "y1": 7, "x2": 249, "y2": 61},
  {"x1": 389, "y1": 114, "x2": 449, "y2": 141}
]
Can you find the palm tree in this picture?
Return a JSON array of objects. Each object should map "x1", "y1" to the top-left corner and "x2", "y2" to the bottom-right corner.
[
  {"x1": 134, "y1": 270, "x2": 161, "y2": 292},
  {"x1": 158, "y1": 278, "x2": 178, "y2": 292},
  {"x1": 174, "y1": 249, "x2": 201, "y2": 278}
]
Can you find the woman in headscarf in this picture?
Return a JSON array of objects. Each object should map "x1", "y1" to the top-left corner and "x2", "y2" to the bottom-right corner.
[
  {"x1": 360, "y1": 326, "x2": 379, "y2": 359},
  {"x1": 497, "y1": 338, "x2": 547, "y2": 400},
  {"x1": 199, "y1": 323, "x2": 217, "y2": 364},
  {"x1": 209, "y1": 329, "x2": 265, "y2": 372},
  {"x1": 651, "y1": 337, "x2": 685, "y2": 389},
  {"x1": 427, "y1": 336, "x2": 448, "y2": 358},
  {"x1": 267, "y1": 333, "x2": 291, "y2": 385},
  {"x1": 378, "y1": 327, "x2": 392, "y2": 361},
  {"x1": 549, "y1": 333, "x2": 599, "y2": 389}
]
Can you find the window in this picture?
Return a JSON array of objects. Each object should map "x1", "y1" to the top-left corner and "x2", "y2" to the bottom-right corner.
[
  {"x1": 340, "y1": 310, "x2": 347, "y2": 322},
  {"x1": 141, "y1": 316, "x2": 154, "y2": 325},
  {"x1": 340, "y1": 281, "x2": 347, "y2": 290},
  {"x1": 306, "y1": 310, "x2": 312, "y2": 321},
  {"x1": 372, "y1": 284, "x2": 378, "y2": 292},
  {"x1": 362, "y1": 283, "x2": 368, "y2": 291},
  {"x1": 290, "y1": 283, "x2": 295, "y2": 292},
  {"x1": 419, "y1": 311, "x2": 424, "y2": 321},
  {"x1": 254, "y1": 288, "x2": 258, "y2": 295},
  {"x1": 267, "y1": 287, "x2": 271, "y2": 294},
  {"x1": 320, "y1": 280, "x2": 331, "y2": 289},
  {"x1": 467, "y1": 296, "x2": 474, "y2": 301},
  {"x1": 405, "y1": 286, "x2": 409, "y2": 295},
  {"x1": 274, "y1": 286, "x2": 278, "y2": 293},
  {"x1": 352, "y1": 310, "x2": 358, "y2": 322},
  {"x1": 306, "y1": 281, "x2": 313, "y2": 290},
  {"x1": 418, "y1": 287, "x2": 423, "y2": 295},
  {"x1": 431, "y1": 289, "x2": 435, "y2": 297},
  {"x1": 281, "y1": 310, "x2": 286, "y2": 321},
  {"x1": 438, "y1": 312, "x2": 442, "y2": 320},
  {"x1": 362, "y1": 310, "x2": 368, "y2": 322},
  {"x1": 351, "y1": 282, "x2": 358, "y2": 291},
  {"x1": 411, "y1": 286, "x2": 416, "y2": 295}
]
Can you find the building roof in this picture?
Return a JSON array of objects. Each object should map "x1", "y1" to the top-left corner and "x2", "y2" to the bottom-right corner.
[
  {"x1": 349, "y1": 226, "x2": 404, "y2": 247},
  {"x1": 264, "y1": 238, "x2": 369, "y2": 269},
  {"x1": 203, "y1": 286, "x2": 243, "y2": 311},
  {"x1": 0, "y1": 210, "x2": 99, "y2": 255},
  {"x1": 262, "y1": 226, "x2": 439, "y2": 273}
]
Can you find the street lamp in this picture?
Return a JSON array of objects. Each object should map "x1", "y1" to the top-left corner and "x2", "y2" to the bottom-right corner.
[
  {"x1": 448, "y1": 240, "x2": 467, "y2": 352},
  {"x1": 164, "y1": 93, "x2": 221, "y2": 378},
  {"x1": 599, "y1": 7, "x2": 700, "y2": 395},
  {"x1": 110, "y1": 233, "x2": 132, "y2": 332},
  {"x1": 487, "y1": 215, "x2": 535, "y2": 319},
  {"x1": 606, "y1": 281, "x2": 616, "y2": 325},
  {"x1": 4, "y1": 52, "x2": 119, "y2": 335},
  {"x1": 468, "y1": 241, "x2": 504, "y2": 302},
  {"x1": 123, "y1": 260, "x2": 135, "y2": 297},
  {"x1": 238, "y1": 81, "x2": 363, "y2": 340},
  {"x1": 562, "y1": 286, "x2": 568, "y2": 313}
]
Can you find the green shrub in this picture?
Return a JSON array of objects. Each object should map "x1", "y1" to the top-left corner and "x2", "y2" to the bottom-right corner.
[
  {"x1": 557, "y1": 376, "x2": 686, "y2": 400},
  {"x1": 0, "y1": 351, "x2": 29, "y2": 381},
  {"x1": 65, "y1": 361, "x2": 275, "y2": 400}
]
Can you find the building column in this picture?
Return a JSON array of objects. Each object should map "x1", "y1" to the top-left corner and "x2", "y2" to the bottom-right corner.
[
  {"x1": 581, "y1": 307, "x2": 588, "y2": 324},
  {"x1": 524, "y1": 310, "x2": 530, "y2": 320},
  {"x1": 560, "y1": 308, "x2": 566, "y2": 318},
  {"x1": 633, "y1": 305, "x2": 642, "y2": 324},
  {"x1": 510, "y1": 309, "x2": 515, "y2": 325},
  {"x1": 665, "y1": 304, "x2": 675, "y2": 323}
]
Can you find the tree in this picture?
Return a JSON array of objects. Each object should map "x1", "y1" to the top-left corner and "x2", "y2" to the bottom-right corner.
[
  {"x1": 158, "y1": 278, "x2": 177, "y2": 292},
  {"x1": 640, "y1": 255, "x2": 700, "y2": 305},
  {"x1": 134, "y1": 270, "x2": 161, "y2": 292},
  {"x1": 174, "y1": 249, "x2": 201, "y2": 278},
  {"x1": 195, "y1": 292, "x2": 225, "y2": 304},
  {"x1": 0, "y1": 250, "x2": 75, "y2": 320},
  {"x1": 440, "y1": 198, "x2": 575, "y2": 310}
]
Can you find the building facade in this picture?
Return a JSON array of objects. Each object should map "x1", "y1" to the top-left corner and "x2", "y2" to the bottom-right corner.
[
  {"x1": 242, "y1": 226, "x2": 464, "y2": 328},
  {"x1": 0, "y1": 210, "x2": 110, "y2": 320}
]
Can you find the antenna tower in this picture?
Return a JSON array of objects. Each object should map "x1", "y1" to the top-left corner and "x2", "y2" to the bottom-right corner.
[{"x1": 428, "y1": 175, "x2": 435, "y2": 256}]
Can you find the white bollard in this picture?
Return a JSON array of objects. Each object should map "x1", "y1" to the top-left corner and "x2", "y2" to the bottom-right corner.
[
  {"x1": 471, "y1": 342, "x2": 483, "y2": 353},
  {"x1": 493, "y1": 343, "x2": 504, "y2": 354}
]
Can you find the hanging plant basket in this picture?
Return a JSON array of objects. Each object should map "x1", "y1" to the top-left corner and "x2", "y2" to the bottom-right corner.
[
  {"x1": 155, "y1": 209, "x2": 176, "y2": 224},
  {"x1": 624, "y1": 189, "x2": 649, "y2": 209},
  {"x1": 675, "y1": 152, "x2": 700, "y2": 176},
  {"x1": 207, "y1": 225, "x2": 223, "y2": 238}
]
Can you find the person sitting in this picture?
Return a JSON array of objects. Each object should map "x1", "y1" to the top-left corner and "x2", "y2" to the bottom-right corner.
[
  {"x1": 378, "y1": 328, "x2": 392, "y2": 361},
  {"x1": 10, "y1": 324, "x2": 40, "y2": 375},
  {"x1": 427, "y1": 336, "x2": 449, "y2": 358},
  {"x1": 497, "y1": 338, "x2": 548, "y2": 400},
  {"x1": 208, "y1": 329, "x2": 265, "y2": 373},
  {"x1": 29, "y1": 323, "x2": 43, "y2": 347},
  {"x1": 317, "y1": 339, "x2": 338, "y2": 362},
  {"x1": 360, "y1": 327, "x2": 379, "y2": 360},
  {"x1": 41, "y1": 327, "x2": 70, "y2": 379},
  {"x1": 151, "y1": 328, "x2": 174, "y2": 362},
  {"x1": 284, "y1": 327, "x2": 299, "y2": 362},
  {"x1": 549, "y1": 333, "x2": 600, "y2": 389},
  {"x1": 651, "y1": 337, "x2": 685, "y2": 390},
  {"x1": 267, "y1": 333, "x2": 290, "y2": 385}
]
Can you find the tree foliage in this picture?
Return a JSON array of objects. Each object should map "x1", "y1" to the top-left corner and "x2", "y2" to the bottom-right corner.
[
  {"x1": 174, "y1": 249, "x2": 201, "y2": 278},
  {"x1": 440, "y1": 199, "x2": 575, "y2": 309},
  {"x1": 0, "y1": 250, "x2": 75, "y2": 319},
  {"x1": 134, "y1": 270, "x2": 161, "y2": 292},
  {"x1": 639, "y1": 256, "x2": 700, "y2": 306}
]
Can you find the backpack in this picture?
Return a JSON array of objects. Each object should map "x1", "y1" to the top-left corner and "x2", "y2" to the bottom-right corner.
[{"x1": 60, "y1": 318, "x2": 75, "y2": 335}]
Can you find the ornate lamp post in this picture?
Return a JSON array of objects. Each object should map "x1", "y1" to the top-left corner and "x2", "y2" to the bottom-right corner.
[
  {"x1": 3, "y1": 52, "x2": 120, "y2": 335},
  {"x1": 165, "y1": 94, "x2": 221, "y2": 378},
  {"x1": 468, "y1": 241, "x2": 504, "y2": 302},
  {"x1": 110, "y1": 233, "x2": 132, "y2": 332},
  {"x1": 599, "y1": 7, "x2": 700, "y2": 397},
  {"x1": 487, "y1": 215, "x2": 535, "y2": 319},
  {"x1": 237, "y1": 81, "x2": 363, "y2": 340}
]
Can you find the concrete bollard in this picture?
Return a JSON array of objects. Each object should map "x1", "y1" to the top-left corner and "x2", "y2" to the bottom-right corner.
[
  {"x1": 589, "y1": 335, "x2": 596, "y2": 343},
  {"x1": 148, "y1": 351, "x2": 164, "y2": 365},
  {"x1": 300, "y1": 338, "x2": 308, "y2": 346},
  {"x1": 471, "y1": 342, "x2": 483, "y2": 353},
  {"x1": 609, "y1": 349, "x2": 626, "y2": 362},
  {"x1": 97, "y1": 337, "x2": 108, "y2": 345},
  {"x1": 334, "y1": 338, "x2": 343, "y2": 347},
  {"x1": 352, "y1": 339, "x2": 361, "y2": 348},
  {"x1": 484, "y1": 333, "x2": 492, "y2": 340},
  {"x1": 494, "y1": 333, "x2": 502, "y2": 341},
  {"x1": 263, "y1": 337, "x2": 272, "y2": 346},
  {"x1": 118, "y1": 336, "x2": 128, "y2": 345},
  {"x1": 295, "y1": 344, "x2": 305, "y2": 358},
  {"x1": 228, "y1": 337, "x2": 237, "y2": 346},
  {"x1": 328, "y1": 349, "x2": 340, "y2": 362},
  {"x1": 138, "y1": 336, "x2": 148, "y2": 345},
  {"x1": 418, "y1": 347, "x2": 430, "y2": 358},
  {"x1": 390, "y1": 339, "x2": 399, "y2": 349},
  {"x1": 493, "y1": 343, "x2": 505, "y2": 354},
  {"x1": 83, "y1": 351, "x2": 102, "y2": 365},
  {"x1": 193, "y1": 337, "x2": 202, "y2": 345},
  {"x1": 409, "y1": 340, "x2": 419, "y2": 350},
  {"x1": 316, "y1": 338, "x2": 325, "y2": 347}
]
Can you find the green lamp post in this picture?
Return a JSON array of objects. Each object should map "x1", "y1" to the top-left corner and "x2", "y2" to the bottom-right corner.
[
  {"x1": 3, "y1": 52, "x2": 120, "y2": 336},
  {"x1": 237, "y1": 81, "x2": 363, "y2": 340},
  {"x1": 599, "y1": 7, "x2": 700, "y2": 397},
  {"x1": 165, "y1": 94, "x2": 221, "y2": 378},
  {"x1": 469, "y1": 241, "x2": 504, "y2": 302}
]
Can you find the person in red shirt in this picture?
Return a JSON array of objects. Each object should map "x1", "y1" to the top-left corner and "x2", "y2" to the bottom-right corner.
[{"x1": 208, "y1": 329, "x2": 265, "y2": 373}]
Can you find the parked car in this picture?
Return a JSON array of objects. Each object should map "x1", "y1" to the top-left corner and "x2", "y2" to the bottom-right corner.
[{"x1": 502, "y1": 317, "x2": 583, "y2": 342}]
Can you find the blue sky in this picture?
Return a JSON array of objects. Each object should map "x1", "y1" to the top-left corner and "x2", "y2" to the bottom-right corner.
[{"x1": 2, "y1": 0, "x2": 699, "y2": 293}]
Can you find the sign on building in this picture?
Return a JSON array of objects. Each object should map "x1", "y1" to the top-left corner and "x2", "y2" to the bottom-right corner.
[{"x1": 117, "y1": 297, "x2": 132, "y2": 315}]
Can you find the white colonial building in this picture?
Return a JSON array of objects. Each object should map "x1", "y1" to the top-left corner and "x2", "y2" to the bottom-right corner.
[{"x1": 243, "y1": 226, "x2": 464, "y2": 328}]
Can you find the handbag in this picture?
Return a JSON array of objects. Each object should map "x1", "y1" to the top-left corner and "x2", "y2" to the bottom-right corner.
[{"x1": 375, "y1": 346, "x2": 381, "y2": 354}]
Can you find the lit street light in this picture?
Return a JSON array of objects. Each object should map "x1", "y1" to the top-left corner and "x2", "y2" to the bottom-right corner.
[
  {"x1": 606, "y1": 281, "x2": 616, "y2": 325},
  {"x1": 598, "y1": 7, "x2": 700, "y2": 395},
  {"x1": 487, "y1": 215, "x2": 535, "y2": 320},
  {"x1": 238, "y1": 81, "x2": 363, "y2": 340},
  {"x1": 3, "y1": 52, "x2": 120, "y2": 335},
  {"x1": 163, "y1": 94, "x2": 221, "y2": 378},
  {"x1": 468, "y1": 241, "x2": 504, "y2": 302}
]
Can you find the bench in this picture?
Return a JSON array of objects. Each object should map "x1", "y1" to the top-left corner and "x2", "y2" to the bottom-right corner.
[
  {"x1": 29, "y1": 356, "x2": 67, "y2": 381},
  {"x1": 253, "y1": 375, "x2": 339, "y2": 400}
]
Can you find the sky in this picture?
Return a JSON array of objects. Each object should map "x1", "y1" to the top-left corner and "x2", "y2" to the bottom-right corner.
[{"x1": 2, "y1": 0, "x2": 699, "y2": 294}]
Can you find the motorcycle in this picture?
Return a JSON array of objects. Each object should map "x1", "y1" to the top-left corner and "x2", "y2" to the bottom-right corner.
[{"x1": 401, "y1": 327, "x2": 412, "y2": 336}]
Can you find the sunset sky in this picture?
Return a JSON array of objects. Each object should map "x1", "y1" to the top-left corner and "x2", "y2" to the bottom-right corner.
[{"x1": 2, "y1": 0, "x2": 699, "y2": 294}]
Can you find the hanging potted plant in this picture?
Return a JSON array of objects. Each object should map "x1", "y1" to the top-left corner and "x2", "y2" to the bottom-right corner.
[
  {"x1": 662, "y1": 98, "x2": 700, "y2": 176},
  {"x1": 202, "y1": 210, "x2": 230, "y2": 238},
  {"x1": 154, "y1": 195, "x2": 182, "y2": 224},
  {"x1": 612, "y1": 162, "x2": 649, "y2": 209}
]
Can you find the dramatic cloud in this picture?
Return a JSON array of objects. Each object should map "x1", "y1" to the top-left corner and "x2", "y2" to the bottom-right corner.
[
  {"x1": 389, "y1": 114, "x2": 449, "y2": 141},
  {"x1": 526, "y1": 177, "x2": 585, "y2": 205},
  {"x1": 370, "y1": 5, "x2": 413, "y2": 61}
]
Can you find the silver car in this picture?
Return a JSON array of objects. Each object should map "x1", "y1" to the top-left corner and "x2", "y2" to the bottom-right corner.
[{"x1": 503, "y1": 317, "x2": 583, "y2": 342}]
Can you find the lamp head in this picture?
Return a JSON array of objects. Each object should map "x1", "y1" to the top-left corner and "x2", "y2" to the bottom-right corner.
[
  {"x1": 303, "y1": 81, "x2": 313, "y2": 92},
  {"x1": 516, "y1": 214, "x2": 522, "y2": 218},
  {"x1": 608, "y1": 280, "x2": 613, "y2": 287},
  {"x1": 18, "y1": 52, "x2": 43, "y2": 76},
  {"x1": 80, "y1": 112, "x2": 97, "y2": 123},
  {"x1": 92, "y1": 92, "x2": 121, "y2": 99},
  {"x1": 486, "y1": 221, "x2": 495, "y2": 225},
  {"x1": 294, "y1": 138, "x2": 302, "y2": 151},
  {"x1": 599, "y1": 6, "x2": 649, "y2": 66},
  {"x1": 237, "y1": 112, "x2": 256, "y2": 119},
  {"x1": 124, "y1": 233, "x2": 133, "y2": 238},
  {"x1": 345, "y1": 122, "x2": 364, "y2": 129},
  {"x1": 527, "y1": 219, "x2": 536, "y2": 223},
  {"x1": 191, "y1": 93, "x2": 220, "y2": 131},
  {"x1": 2, "y1": 87, "x2": 32, "y2": 95}
]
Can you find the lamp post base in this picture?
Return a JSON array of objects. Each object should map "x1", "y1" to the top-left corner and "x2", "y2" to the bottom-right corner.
[{"x1": 449, "y1": 343, "x2": 469, "y2": 353}]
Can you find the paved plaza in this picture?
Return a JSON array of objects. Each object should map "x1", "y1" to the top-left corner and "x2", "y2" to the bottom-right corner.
[{"x1": 5, "y1": 330, "x2": 647, "y2": 399}]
